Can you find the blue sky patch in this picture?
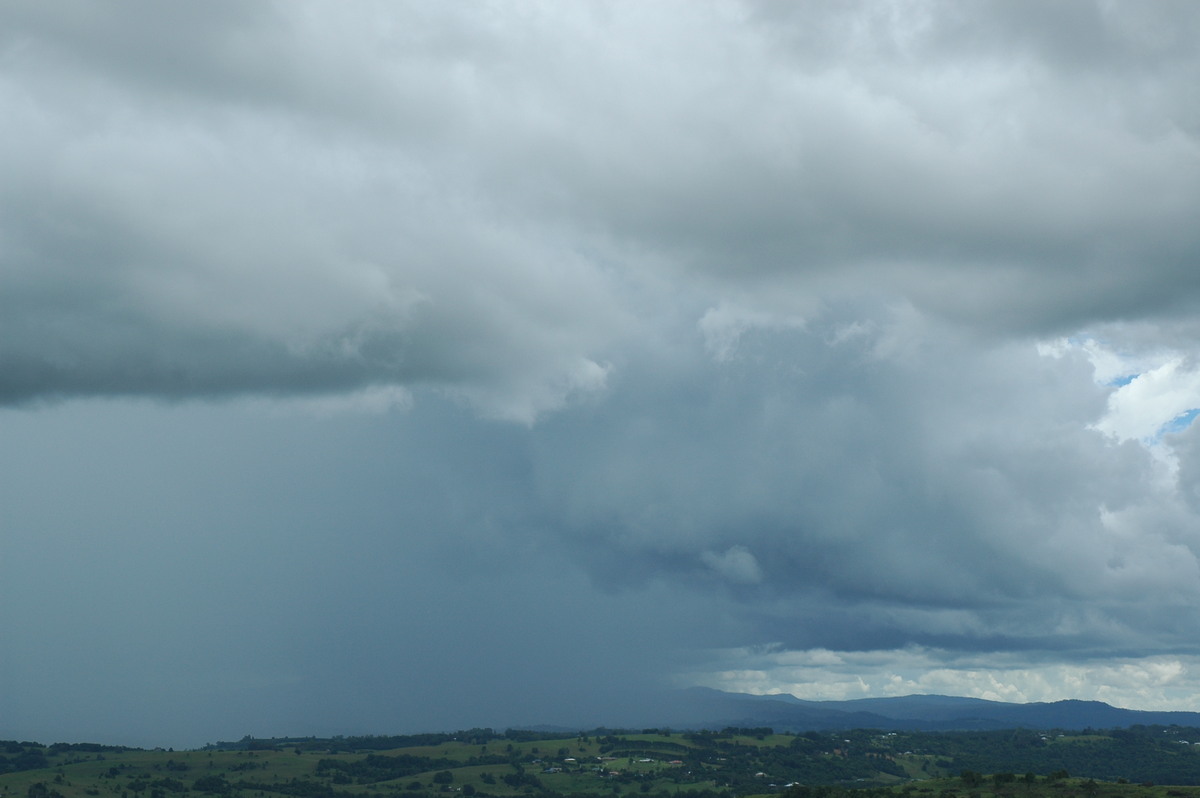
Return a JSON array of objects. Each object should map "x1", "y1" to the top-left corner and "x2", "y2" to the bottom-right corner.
[{"x1": 1162, "y1": 408, "x2": 1200, "y2": 436}]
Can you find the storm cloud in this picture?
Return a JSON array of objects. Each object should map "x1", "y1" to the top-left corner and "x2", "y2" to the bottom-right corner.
[{"x1": 3, "y1": 0, "x2": 1200, "y2": 748}]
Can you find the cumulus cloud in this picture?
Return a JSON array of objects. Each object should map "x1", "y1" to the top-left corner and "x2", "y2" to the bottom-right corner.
[
  {"x1": 4, "y1": 1, "x2": 1200, "y2": 413},
  {"x1": 1096, "y1": 358, "x2": 1200, "y2": 444},
  {"x1": 702, "y1": 545, "x2": 765, "y2": 585},
  {"x1": 519, "y1": 299, "x2": 1200, "y2": 697},
  {"x1": 688, "y1": 645, "x2": 1200, "y2": 712},
  {"x1": 5, "y1": 0, "x2": 1200, "y2": 745},
  {"x1": 699, "y1": 304, "x2": 806, "y2": 363},
  {"x1": 0, "y1": 0, "x2": 636, "y2": 420}
]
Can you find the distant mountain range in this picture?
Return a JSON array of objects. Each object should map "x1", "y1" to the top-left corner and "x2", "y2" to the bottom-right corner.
[{"x1": 645, "y1": 687, "x2": 1200, "y2": 732}]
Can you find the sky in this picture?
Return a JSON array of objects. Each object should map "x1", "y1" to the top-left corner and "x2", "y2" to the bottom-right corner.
[{"x1": 3, "y1": 0, "x2": 1200, "y2": 750}]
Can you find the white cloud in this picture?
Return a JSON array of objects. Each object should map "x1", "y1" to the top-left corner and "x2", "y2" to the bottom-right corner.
[
  {"x1": 688, "y1": 646, "x2": 1200, "y2": 711},
  {"x1": 1041, "y1": 336, "x2": 1200, "y2": 459},
  {"x1": 445, "y1": 356, "x2": 612, "y2": 425},
  {"x1": 254, "y1": 384, "x2": 414, "y2": 417},
  {"x1": 701, "y1": 545, "x2": 765, "y2": 585},
  {"x1": 1097, "y1": 358, "x2": 1200, "y2": 443},
  {"x1": 699, "y1": 304, "x2": 806, "y2": 363}
]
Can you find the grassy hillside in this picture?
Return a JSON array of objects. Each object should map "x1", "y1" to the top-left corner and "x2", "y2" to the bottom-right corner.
[{"x1": 5, "y1": 726, "x2": 1200, "y2": 798}]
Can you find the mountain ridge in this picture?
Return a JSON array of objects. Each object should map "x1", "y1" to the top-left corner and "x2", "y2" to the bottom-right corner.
[{"x1": 650, "y1": 687, "x2": 1200, "y2": 732}]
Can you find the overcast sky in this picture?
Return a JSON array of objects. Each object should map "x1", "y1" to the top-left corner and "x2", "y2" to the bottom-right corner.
[{"x1": 4, "y1": 0, "x2": 1200, "y2": 750}]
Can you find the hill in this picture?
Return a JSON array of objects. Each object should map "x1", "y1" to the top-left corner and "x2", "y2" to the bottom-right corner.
[
  {"x1": 9, "y1": 725, "x2": 1200, "y2": 798},
  {"x1": 653, "y1": 690, "x2": 1200, "y2": 733}
]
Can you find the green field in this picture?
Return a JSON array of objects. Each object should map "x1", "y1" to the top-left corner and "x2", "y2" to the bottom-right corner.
[{"x1": 6, "y1": 726, "x2": 1200, "y2": 798}]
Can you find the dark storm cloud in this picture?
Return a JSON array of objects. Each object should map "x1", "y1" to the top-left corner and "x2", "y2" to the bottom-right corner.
[
  {"x1": 0, "y1": 398, "x2": 746, "y2": 747},
  {"x1": 5, "y1": 1, "x2": 1200, "y2": 746},
  {"x1": 523, "y1": 304, "x2": 1184, "y2": 651},
  {"x1": 4, "y1": 1, "x2": 1200, "y2": 411},
  {"x1": 1, "y1": 0, "x2": 629, "y2": 419}
]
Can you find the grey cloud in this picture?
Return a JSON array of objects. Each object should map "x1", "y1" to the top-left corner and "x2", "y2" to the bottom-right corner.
[
  {"x1": 522, "y1": 303, "x2": 1197, "y2": 657},
  {"x1": 2, "y1": 2, "x2": 635, "y2": 418},
  {"x1": 0, "y1": 85, "x2": 625, "y2": 417},
  {"x1": 5, "y1": 1, "x2": 1200, "y2": 414},
  {"x1": 0, "y1": 398, "x2": 728, "y2": 747},
  {"x1": 5, "y1": 0, "x2": 1200, "y2": 747}
]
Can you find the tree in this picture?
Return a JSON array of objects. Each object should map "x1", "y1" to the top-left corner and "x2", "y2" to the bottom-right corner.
[{"x1": 191, "y1": 776, "x2": 230, "y2": 794}]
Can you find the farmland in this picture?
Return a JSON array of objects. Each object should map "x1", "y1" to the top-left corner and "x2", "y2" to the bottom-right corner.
[{"x1": 7, "y1": 726, "x2": 1200, "y2": 798}]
